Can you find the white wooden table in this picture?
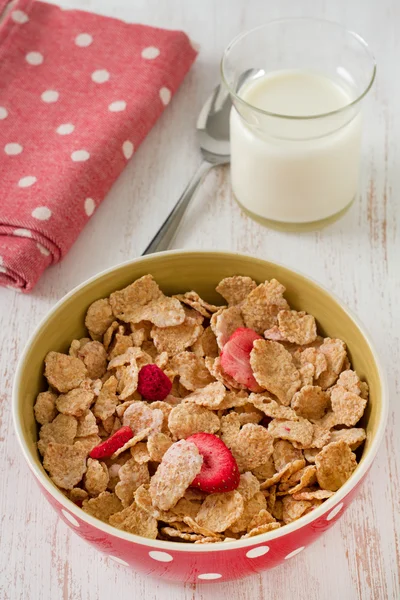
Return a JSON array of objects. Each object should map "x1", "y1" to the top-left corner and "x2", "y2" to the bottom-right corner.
[{"x1": 1, "y1": 0, "x2": 399, "y2": 598}]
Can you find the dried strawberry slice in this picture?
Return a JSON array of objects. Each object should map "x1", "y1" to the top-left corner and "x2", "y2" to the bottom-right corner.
[
  {"x1": 89, "y1": 426, "x2": 133, "y2": 459},
  {"x1": 220, "y1": 327, "x2": 263, "y2": 392}
]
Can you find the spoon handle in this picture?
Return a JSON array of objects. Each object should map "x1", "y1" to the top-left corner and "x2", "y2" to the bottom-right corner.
[{"x1": 142, "y1": 161, "x2": 213, "y2": 255}]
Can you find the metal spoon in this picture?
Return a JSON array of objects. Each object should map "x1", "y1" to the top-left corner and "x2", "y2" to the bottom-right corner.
[{"x1": 142, "y1": 84, "x2": 231, "y2": 255}]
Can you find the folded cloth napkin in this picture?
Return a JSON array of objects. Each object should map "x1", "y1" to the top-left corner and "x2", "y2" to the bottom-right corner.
[{"x1": 0, "y1": 0, "x2": 197, "y2": 292}]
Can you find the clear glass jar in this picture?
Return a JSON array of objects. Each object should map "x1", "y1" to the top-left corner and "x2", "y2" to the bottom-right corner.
[{"x1": 221, "y1": 19, "x2": 376, "y2": 231}]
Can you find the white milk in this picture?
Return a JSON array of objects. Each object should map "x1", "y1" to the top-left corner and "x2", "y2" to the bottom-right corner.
[{"x1": 230, "y1": 70, "x2": 362, "y2": 224}]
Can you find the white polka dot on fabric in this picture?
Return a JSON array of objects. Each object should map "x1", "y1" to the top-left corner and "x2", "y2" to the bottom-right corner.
[
  {"x1": 198, "y1": 573, "x2": 222, "y2": 581},
  {"x1": 108, "y1": 556, "x2": 129, "y2": 566},
  {"x1": 326, "y1": 502, "x2": 344, "y2": 521},
  {"x1": 148, "y1": 551, "x2": 173, "y2": 563},
  {"x1": 13, "y1": 228, "x2": 32, "y2": 238},
  {"x1": 75, "y1": 33, "x2": 93, "y2": 47},
  {"x1": 11, "y1": 10, "x2": 29, "y2": 24},
  {"x1": 284, "y1": 547, "x2": 305, "y2": 560},
  {"x1": 37, "y1": 243, "x2": 50, "y2": 256},
  {"x1": 141, "y1": 46, "x2": 160, "y2": 59},
  {"x1": 61, "y1": 510, "x2": 80, "y2": 527},
  {"x1": 18, "y1": 176, "x2": 37, "y2": 188},
  {"x1": 84, "y1": 198, "x2": 95, "y2": 216},
  {"x1": 4, "y1": 143, "x2": 23, "y2": 156},
  {"x1": 32, "y1": 206, "x2": 52, "y2": 221},
  {"x1": 91, "y1": 69, "x2": 110, "y2": 83},
  {"x1": 108, "y1": 101, "x2": 126, "y2": 113},
  {"x1": 56, "y1": 123, "x2": 74, "y2": 135},
  {"x1": 159, "y1": 87, "x2": 171, "y2": 106},
  {"x1": 122, "y1": 140, "x2": 134, "y2": 159},
  {"x1": 246, "y1": 546, "x2": 270, "y2": 558},
  {"x1": 0, "y1": 107, "x2": 8, "y2": 120},
  {"x1": 41, "y1": 90, "x2": 59, "y2": 103},
  {"x1": 25, "y1": 52, "x2": 43, "y2": 65},
  {"x1": 71, "y1": 150, "x2": 90, "y2": 162}
]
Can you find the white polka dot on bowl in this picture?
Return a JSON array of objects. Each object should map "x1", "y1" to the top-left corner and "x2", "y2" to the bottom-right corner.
[
  {"x1": 108, "y1": 101, "x2": 126, "y2": 112},
  {"x1": 61, "y1": 509, "x2": 80, "y2": 527},
  {"x1": 84, "y1": 198, "x2": 95, "y2": 217},
  {"x1": 284, "y1": 547, "x2": 305, "y2": 560},
  {"x1": 148, "y1": 551, "x2": 173, "y2": 563},
  {"x1": 18, "y1": 176, "x2": 37, "y2": 188},
  {"x1": 25, "y1": 52, "x2": 43, "y2": 65},
  {"x1": 32, "y1": 206, "x2": 52, "y2": 221},
  {"x1": 41, "y1": 90, "x2": 59, "y2": 103},
  {"x1": 246, "y1": 545, "x2": 270, "y2": 558},
  {"x1": 122, "y1": 141, "x2": 134, "y2": 159},
  {"x1": 37, "y1": 243, "x2": 50, "y2": 256},
  {"x1": 4, "y1": 143, "x2": 23, "y2": 156},
  {"x1": 11, "y1": 10, "x2": 29, "y2": 24},
  {"x1": 326, "y1": 502, "x2": 344, "y2": 521},
  {"x1": 141, "y1": 46, "x2": 160, "y2": 59},
  {"x1": 13, "y1": 228, "x2": 32, "y2": 238},
  {"x1": 56, "y1": 123, "x2": 74, "y2": 135},
  {"x1": 198, "y1": 573, "x2": 222, "y2": 580},
  {"x1": 159, "y1": 87, "x2": 171, "y2": 106},
  {"x1": 108, "y1": 556, "x2": 129, "y2": 566},
  {"x1": 71, "y1": 150, "x2": 90, "y2": 162},
  {"x1": 91, "y1": 69, "x2": 110, "y2": 83},
  {"x1": 75, "y1": 33, "x2": 93, "y2": 47},
  {"x1": 0, "y1": 107, "x2": 8, "y2": 120}
]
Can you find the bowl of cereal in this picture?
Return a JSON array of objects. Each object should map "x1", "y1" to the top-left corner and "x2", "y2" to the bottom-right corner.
[{"x1": 13, "y1": 251, "x2": 387, "y2": 583}]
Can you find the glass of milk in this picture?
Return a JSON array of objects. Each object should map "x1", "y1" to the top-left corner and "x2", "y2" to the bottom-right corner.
[{"x1": 221, "y1": 19, "x2": 376, "y2": 230}]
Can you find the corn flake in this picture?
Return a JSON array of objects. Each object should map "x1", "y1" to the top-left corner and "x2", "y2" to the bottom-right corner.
[
  {"x1": 149, "y1": 440, "x2": 203, "y2": 510},
  {"x1": 34, "y1": 390, "x2": 58, "y2": 425},
  {"x1": 210, "y1": 305, "x2": 245, "y2": 349},
  {"x1": 277, "y1": 310, "x2": 317, "y2": 345},
  {"x1": 109, "y1": 502, "x2": 158, "y2": 538},
  {"x1": 241, "y1": 279, "x2": 289, "y2": 334},
  {"x1": 151, "y1": 319, "x2": 203, "y2": 356},
  {"x1": 268, "y1": 418, "x2": 313, "y2": 448},
  {"x1": 82, "y1": 491, "x2": 123, "y2": 522},
  {"x1": 191, "y1": 326, "x2": 219, "y2": 359},
  {"x1": 329, "y1": 428, "x2": 366, "y2": 450},
  {"x1": 315, "y1": 440, "x2": 357, "y2": 491},
  {"x1": 123, "y1": 402, "x2": 163, "y2": 436},
  {"x1": 147, "y1": 432, "x2": 173, "y2": 462},
  {"x1": 56, "y1": 388, "x2": 94, "y2": 418},
  {"x1": 168, "y1": 403, "x2": 220, "y2": 439},
  {"x1": 170, "y1": 352, "x2": 215, "y2": 391},
  {"x1": 230, "y1": 491, "x2": 266, "y2": 533},
  {"x1": 291, "y1": 385, "x2": 330, "y2": 421},
  {"x1": 110, "y1": 275, "x2": 185, "y2": 327},
  {"x1": 115, "y1": 459, "x2": 150, "y2": 507},
  {"x1": 331, "y1": 385, "x2": 367, "y2": 427},
  {"x1": 43, "y1": 441, "x2": 87, "y2": 490},
  {"x1": 38, "y1": 414, "x2": 77, "y2": 455},
  {"x1": 85, "y1": 298, "x2": 114, "y2": 341},
  {"x1": 84, "y1": 458, "x2": 109, "y2": 496},
  {"x1": 196, "y1": 491, "x2": 244, "y2": 533},
  {"x1": 45, "y1": 352, "x2": 87, "y2": 393},
  {"x1": 250, "y1": 340, "x2": 301, "y2": 405},
  {"x1": 216, "y1": 276, "x2": 257, "y2": 306}
]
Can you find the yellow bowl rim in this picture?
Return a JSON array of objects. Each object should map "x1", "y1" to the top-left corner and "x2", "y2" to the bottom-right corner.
[{"x1": 12, "y1": 249, "x2": 389, "y2": 553}]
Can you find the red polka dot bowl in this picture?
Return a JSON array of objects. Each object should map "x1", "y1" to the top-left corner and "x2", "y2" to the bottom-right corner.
[{"x1": 13, "y1": 251, "x2": 388, "y2": 583}]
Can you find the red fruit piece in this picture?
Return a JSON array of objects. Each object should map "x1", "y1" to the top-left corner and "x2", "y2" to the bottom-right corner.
[
  {"x1": 89, "y1": 426, "x2": 133, "y2": 459},
  {"x1": 187, "y1": 433, "x2": 240, "y2": 494},
  {"x1": 220, "y1": 327, "x2": 263, "y2": 392},
  {"x1": 137, "y1": 364, "x2": 172, "y2": 401}
]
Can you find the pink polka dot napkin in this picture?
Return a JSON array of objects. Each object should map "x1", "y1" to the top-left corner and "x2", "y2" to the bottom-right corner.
[{"x1": 0, "y1": 0, "x2": 197, "y2": 292}]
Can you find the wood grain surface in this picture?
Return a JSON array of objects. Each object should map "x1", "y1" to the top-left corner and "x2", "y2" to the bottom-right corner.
[{"x1": 1, "y1": 0, "x2": 399, "y2": 598}]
